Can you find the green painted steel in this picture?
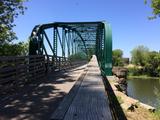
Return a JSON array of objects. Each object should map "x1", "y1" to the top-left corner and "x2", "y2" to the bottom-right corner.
[
  {"x1": 29, "y1": 21, "x2": 112, "y2": 76},
  {"x1": 104, "y1": 22, "x2": 112, "y2": 75},
  {"x1": 53, "y1": 28, "x2": 57, "y2": 56}
]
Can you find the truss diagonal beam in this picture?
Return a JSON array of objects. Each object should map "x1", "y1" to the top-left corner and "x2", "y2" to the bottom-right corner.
[{"x1": 29, "y1": 21, "x2": 112, "y2": 76}]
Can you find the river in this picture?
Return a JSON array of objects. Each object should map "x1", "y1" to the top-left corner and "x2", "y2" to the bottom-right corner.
[{"x1": 127, "y1": 78, "x2": 160, "y2": 108}]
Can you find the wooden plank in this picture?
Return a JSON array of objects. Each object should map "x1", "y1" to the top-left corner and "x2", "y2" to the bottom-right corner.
[
  {"x1": 51, "y1": 55, "x2": 112, "y2": 120},
  {"x1": 50, "y1": 68, "x2": 87, "y2": 120},
  {"x1": 63, "y1": 56, "x2": 112, "y2": 120}
]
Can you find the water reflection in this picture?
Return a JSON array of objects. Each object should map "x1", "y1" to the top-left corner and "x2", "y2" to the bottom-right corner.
[{"x1": 127, "y1": 78, "x2": 160, "y2": 108}]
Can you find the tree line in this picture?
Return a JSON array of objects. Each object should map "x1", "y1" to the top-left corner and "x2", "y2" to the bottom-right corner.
[
  {"x1": 113, "y1": 46, "x2": 160, "y2": 77},
  {"x1": 130, "y1": 45, "x2": 160, "y2": 77}
]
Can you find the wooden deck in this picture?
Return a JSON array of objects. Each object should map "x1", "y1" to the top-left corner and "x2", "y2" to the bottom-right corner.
[
  {"x1": 51, "y1": 55, "x2": 112, "y2": 120},
  {"x1": 0, "y1": 64, "x2": 87, "y2": 120}
]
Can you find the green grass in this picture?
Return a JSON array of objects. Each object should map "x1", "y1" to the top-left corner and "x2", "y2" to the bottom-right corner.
[
  {"x1": 152, "y1": 108, "x2": 160, "y2": 120},
  {"x1": 127, "y1": 75, "x2": 160, "y2": 80}
]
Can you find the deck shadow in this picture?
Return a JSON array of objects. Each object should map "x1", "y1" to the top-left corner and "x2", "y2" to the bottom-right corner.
[{"x1": 0, "y1": 63, "x2": 87, "y2": 120}]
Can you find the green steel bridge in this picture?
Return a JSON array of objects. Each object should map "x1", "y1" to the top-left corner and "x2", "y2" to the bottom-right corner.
[
  {"x1": 29, "y1": 21, "x2": 112, "y2": 76},
  {"x1": 0, "y1": 21, "x2": 128, "y2": 120}
]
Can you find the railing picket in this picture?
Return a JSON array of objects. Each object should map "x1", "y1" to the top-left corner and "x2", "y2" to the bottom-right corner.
[{"x1": 0, "y1": 55, "x2": 86, "y2": 94}]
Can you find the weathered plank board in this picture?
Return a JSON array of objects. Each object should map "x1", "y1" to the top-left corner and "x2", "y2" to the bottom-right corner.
[
  {"x1": 51, "y1": 55, "x2": 112, "y2": 120},
  {"x1": 50, "y1": 68, "x2": 88, "y2": 120}
]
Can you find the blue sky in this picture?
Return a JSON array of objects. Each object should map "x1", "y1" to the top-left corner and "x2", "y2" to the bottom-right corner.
[{"x1": 13, "y1": 0, "x2": 160, "y2": 57}]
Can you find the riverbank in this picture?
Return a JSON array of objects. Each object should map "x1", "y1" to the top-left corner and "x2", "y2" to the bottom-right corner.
[
  {"x1": 127, "y1": 75, "x2": 160, "y2": 108},
  {"x1": 107, "y1": 76, "x2": 160, "y2": 120},
  {"x1": 127, "y1": 75, "x2": 160, "y2": 80}
]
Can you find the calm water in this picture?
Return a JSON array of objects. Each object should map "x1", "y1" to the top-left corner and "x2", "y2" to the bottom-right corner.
[{"x1": 127, "y1": 78, "x2": 160, "y2": 108}]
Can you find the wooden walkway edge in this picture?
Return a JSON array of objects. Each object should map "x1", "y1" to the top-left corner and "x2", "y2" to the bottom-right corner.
[
  {"x1": 51, "y1": 55, "x2": 112, "y2": 120},
  {"x1": 50, "y1": 69, "x2": 88, "y2": 120}
]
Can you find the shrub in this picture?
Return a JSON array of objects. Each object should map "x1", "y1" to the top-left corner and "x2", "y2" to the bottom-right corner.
[
  {"x1": 68, "y1": 52, "x2": 87, "y2": 61},
  {"x1": 128, "y1": 67, "x2": 143, "y2": 76}
]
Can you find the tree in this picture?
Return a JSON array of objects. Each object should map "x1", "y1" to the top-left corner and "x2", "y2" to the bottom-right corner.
[
  {"x1": 0, "y1": 0, "x2": 28, "y2": 56},
  {"x1": 145, "y1": 51, "x2": 160, "y2": 76},
  {"x1": 145, "y1": 0, "x2": 160, "y2": 19},
  {"x1": 131, "y1": 45, "x2": 149, "y2": 66},
  {"x1": 0, "y1": 41, "x2": 29, "y2": 56},
  {"x1": 0, "y1": 0, "x2": 27, "y2": 44},
  {"x1": 112, "y1": 49, "x2": 124, "y2": 66},
  {"x1": 130, "y1": 45, "x2": 160, "y2": 77}
]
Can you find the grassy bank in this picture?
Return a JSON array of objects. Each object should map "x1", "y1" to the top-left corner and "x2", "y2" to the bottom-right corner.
[
  {"x1": 127, "y1": 75, "x2": 160, "y2": 80},
  {"x1": 108, "y1": 76, "x2": 159, "y2": 120},
  {"x1": 127, "y1": 75, "x2": 160, "y2": 119}
]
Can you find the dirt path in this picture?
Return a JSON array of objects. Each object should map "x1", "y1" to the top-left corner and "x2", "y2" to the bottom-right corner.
[{"x1": 0, "y1": 64, "x2": 87, "y2": 120}]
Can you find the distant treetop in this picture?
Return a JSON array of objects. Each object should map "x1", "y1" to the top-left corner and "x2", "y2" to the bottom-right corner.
[{"x1": 0, "y1": 0, "x2": 27, "y2": 44}]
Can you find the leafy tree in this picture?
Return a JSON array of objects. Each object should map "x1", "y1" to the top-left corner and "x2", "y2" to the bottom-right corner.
[
  {"x1": 131, "y1": 45, "x2": 149, "y2": 66},
  {"x1": 0, "y1": 0, "x2": 28, "y2": 56},
  {"x1": 0, "y1": 41, "x2": 29, "y2": 56},
  {"x1": 130, "y1": 46, "x2": 160, "y2": 77},
  {"x1": 145, "y1": 51, "x2": 160, "y2": 76},
  {"x1": 0, "y1": 0, "x2": 27, "y2": 44},
  {"x1": 145, "y1": 0, "x2": 160, "y2": 19},
  {"x1": 112, "y1": 49, "x2": 124, "y2": 66}
]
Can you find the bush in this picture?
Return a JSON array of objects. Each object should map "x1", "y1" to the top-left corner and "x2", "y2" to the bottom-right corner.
[
  {"x1": 128, "y1": 67, "x2": 143, "y2": 76},
  {"x1": 68, "y1": 52, "x2": 87, "y2": 61}
]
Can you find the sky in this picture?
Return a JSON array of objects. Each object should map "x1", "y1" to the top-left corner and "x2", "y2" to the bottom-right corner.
[{"x1": 13, "y1": 0, "x2": 160, "y2": 58}]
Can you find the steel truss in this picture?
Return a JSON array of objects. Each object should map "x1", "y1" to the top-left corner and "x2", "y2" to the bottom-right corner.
[{"x1": 29, "y1": 21, "x2": 112, "y2": 75}]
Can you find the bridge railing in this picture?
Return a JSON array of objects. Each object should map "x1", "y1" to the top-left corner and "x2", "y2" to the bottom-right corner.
[
  {"x1": 0, "y1": 55, "x2": 45, "y2": 93},
  {"x1": 46, "y1": 55, "x2": 70, "y2": 72},
  {"x1": 0, "y1": 55, "x2": 87, "y2": 94},
  {"x1": 45, "y1": 55, "x2": 87, "y2": 72}
]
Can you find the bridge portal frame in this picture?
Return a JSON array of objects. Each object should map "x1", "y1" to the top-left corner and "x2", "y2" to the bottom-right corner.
[{"x1": 29, "y1": 21, "x2": 112, "y2": 75}]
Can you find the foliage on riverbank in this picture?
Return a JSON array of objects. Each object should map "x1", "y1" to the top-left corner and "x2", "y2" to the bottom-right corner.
[
  {"x1": 127, "y1": 75, "x2": 160, "y2": 80},
  {"x1": 113, "y1": 49, "x2": 124, "y2": 66},
  {"x1": 113, "y1": 46, "x2": 160, "y2": 78},
  {"x1": 130, "y1": 45, "x2": 160, "y2": 77}
]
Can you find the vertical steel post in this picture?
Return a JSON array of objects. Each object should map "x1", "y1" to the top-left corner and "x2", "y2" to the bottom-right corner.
[
  {"x1": 42, "y1": 33, "x2": 44, "y2": 54},
  {"x1": 38, "y1": 34, "x2": 41, "y2": 54},
  {"x1": 53, "y1": 27, "x2": 57, "y2": 56},
  {"x1": 62, "y1": 28, "x2": 65, "y2": 57},
  {"x1": 65, "y1": 30, "x2": 69, "y2": 57},
  {"x1": 103, "y1": 22, "x2": 112, "y2": 75},
  {"x1": 53, "y1": 27, "x2": 58, "y2": 66},
  {"x1": 68, "y1": 30, "x2": 71, "y2": 57},
  {"x1": 71, "y1": 31, "x2": 74, "y2": 55}
]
